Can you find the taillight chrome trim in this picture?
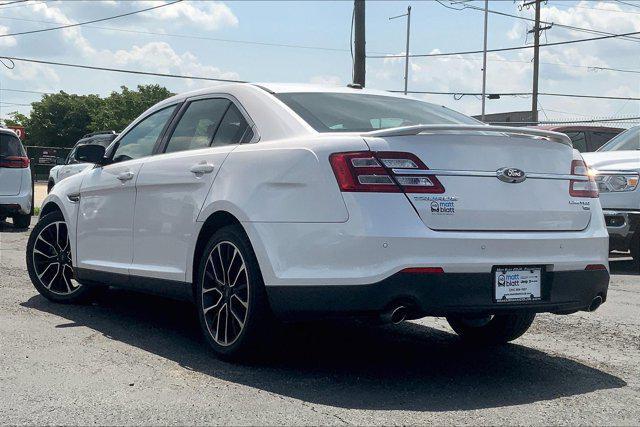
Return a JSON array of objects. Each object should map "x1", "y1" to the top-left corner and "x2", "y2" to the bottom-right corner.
[{"x1": 394, "y1": 168, "x2": 589, "y2": 181}]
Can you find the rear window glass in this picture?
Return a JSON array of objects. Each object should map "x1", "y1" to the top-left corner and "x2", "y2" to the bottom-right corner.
[
  {"x1": 0, "y1": 133, "x2": 26, "y2": 157},
  {"x1": 276, "y1": 92, "x2": 479, "y2": 132}
]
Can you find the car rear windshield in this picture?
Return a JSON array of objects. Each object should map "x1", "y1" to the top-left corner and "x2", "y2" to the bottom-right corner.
[
  {"x1": 0, "y1": 133, "x2": 26, "y2": 157},
  {"x1": 597, "y1": 126, "x2": 639, "y2": 151},
  {"x1": 276, "y1": 92, "x2": 479, "y2": 132}
]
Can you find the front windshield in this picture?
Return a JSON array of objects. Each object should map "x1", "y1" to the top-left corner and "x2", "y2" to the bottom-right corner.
[
  {"x1": 276, "y1": 92, "x2": 479, "y2": 132},
  {"x1": 597, "y1": 126, "x2": 640, "y2": 151}
]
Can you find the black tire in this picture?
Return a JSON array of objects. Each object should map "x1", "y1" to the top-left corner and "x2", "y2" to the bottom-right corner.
[
  {"x1": 446, "y1": 312, "x2": 536, "y2": 345},
  {"x1": 195, "y1": 225, "x2": 272, "y2": 360},
  {"x1": 26, "y1": 211, "x2": 95, "y2": 303},
  {"x1": 13, "y1": 213, "x2": 31, "y2": 229}
]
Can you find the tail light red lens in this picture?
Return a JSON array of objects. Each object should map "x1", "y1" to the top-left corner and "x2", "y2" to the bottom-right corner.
[
  {"x1": 585, "y1": 264, "x2": 607, "y2": 271},
  {"x1": 0, "y1": 156, "x2": 29, "y2": 168},
  {"x1": 329, "y1": 151, "x2": 444, "y2": 194},
  {"x1": 401, "y1": 267, "x2": 444, "y2": 274},
  {"x1": 569, "y1": 159, "x2": 598, "y2": 198}
]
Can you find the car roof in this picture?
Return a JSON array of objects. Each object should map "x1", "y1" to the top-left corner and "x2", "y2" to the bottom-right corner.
[
  {"x1": 157, "y1": 82, "x2": 421, "y2": 107},
  {"x1": 0, "y1": 127, "x2": 19, "y2": 138}
]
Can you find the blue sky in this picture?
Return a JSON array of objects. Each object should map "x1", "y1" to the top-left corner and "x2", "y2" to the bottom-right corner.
[{"x1": 0, "y1": 0, "x2": 638, "y2": 125}]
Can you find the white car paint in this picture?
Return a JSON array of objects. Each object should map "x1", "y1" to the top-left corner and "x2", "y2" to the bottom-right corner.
[
  {"x1": 0, "y1": 128, "x2": 32, "y2": 217},
  {"x1": 39, "y1": 83, "x2": 609, "y2": 315}
]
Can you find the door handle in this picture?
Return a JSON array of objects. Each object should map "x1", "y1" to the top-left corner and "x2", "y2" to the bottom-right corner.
[
  {"x1": 117, "y1": 171, "x2": 135, "y2": 182},
  {"x1": 190, "y1": 163, "x2": 215, "y2": 175}
]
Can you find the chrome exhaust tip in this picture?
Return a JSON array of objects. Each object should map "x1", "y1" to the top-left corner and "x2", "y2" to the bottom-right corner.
[
  {"x1": 587, "y1": 295, "x2": 603, "y2": 312},
  {"x1": 381, "y1": 305, "x2": 408, "y2": 324}
]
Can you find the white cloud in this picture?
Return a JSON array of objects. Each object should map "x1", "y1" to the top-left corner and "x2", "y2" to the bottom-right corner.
[
  {"x1": 138, "y1": 0, "x2": 238, "y2": 31},
  {"x1": 106, "y1": 42, "x2": 240, "y2": 88},
  {"x1": 0, "y1": 25, "x2": 16, "y2": 47}
]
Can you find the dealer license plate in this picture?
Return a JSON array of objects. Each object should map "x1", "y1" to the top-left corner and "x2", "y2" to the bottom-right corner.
[{"x1": 494, "y1": 267, "x2": 542, "y2": 303}]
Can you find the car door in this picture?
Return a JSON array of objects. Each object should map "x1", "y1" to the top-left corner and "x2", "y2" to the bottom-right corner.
[
  {"x1": 75, "y1": 105, "x2": 178, "y2": 278},
  {"x1": 57, "y1": 146, "x2": 86, "y2": 182},
  {"x1": 130, "y1": 96, "x2": 255, "y2": 283}
]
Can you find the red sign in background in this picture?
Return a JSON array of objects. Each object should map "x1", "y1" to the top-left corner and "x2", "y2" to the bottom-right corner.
[{"x1": 8, "y1": 125, "x2": 25, "y2": 140}]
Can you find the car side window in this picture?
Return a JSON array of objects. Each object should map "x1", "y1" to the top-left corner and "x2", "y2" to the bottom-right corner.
[
  {"x1": 565, "y1": 131, "x2": 587, "y2": 152},
  {"x1": 66, "y1": 147, "x2": 78, "y2": 165},
  {"x1": 111, "y1": 106, "x2": 176, "y2": 163},
  {"x1": 589, "y1": 131, "x2": 617, "y2": 151},
  {"x1": 165, "y1": 99, "x2": 230, "y2": 154},
  {"x1": 212, "y1": 103, "x2": 250, "y2": 147}
]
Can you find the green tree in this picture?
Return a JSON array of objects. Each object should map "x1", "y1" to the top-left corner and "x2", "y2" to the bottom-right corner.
[
  {"x1": 15, "y1": 85, "x2": 173, "y2": 148},
  {"x1": 89, "y1": 84, "x2": 174, "y2": 133},
  {"x1": 22, "y1": 92, "x2": 103, "y2": 147}
]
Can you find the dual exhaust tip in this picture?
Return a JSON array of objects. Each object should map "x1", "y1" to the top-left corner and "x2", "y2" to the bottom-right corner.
[
  {"x1": 587, "y1": 295, "x2": 603, "y2": 312},
  {"x1": 382, "y1": 296, "x2": 604, "y2": 323},
  {"x1": 380, "y1": 305, "x2": 408, "y2": 325}
]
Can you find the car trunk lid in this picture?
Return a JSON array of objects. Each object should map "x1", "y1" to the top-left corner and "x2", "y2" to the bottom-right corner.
[{"x1": 363, "y1": 126, "x2": 593, "y2": 232}]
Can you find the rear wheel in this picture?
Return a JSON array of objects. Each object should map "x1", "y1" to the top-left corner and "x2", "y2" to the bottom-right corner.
[
  {"x1": 26, "y1": 211, "x2": 94, "y2": 303},
  {"x1": 446, "y1": 312, "x2": 536, "y2": 345},
  {"x1": 13, "y1": 213, "x2": 31, "y2": 229},
  {"x1": 195, "y1": 225, "x2": 271, "y2": 360}
]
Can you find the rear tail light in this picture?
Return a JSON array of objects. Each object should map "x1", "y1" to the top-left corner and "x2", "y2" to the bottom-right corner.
[
  {"x1": 0, "y1": 156, "x2": 29, "y2": 168},
  {"x1": 585, "y1": 264, "x2": 607, "y2": 271},
  {"x1": 329, "y1": 151, "x2": 444, "y2": 193},
  {"x1": 569, "y1": 159, "x2": 598, "y2": 198}
]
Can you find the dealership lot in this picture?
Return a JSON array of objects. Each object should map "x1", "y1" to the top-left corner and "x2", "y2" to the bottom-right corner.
[{"x1": 1, "y1": 220, "x2": 638, "y2": 425}]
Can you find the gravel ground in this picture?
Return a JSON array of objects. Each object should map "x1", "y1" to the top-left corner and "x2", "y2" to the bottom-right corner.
[{"x1": 1, "y1": 219, "x2": 639, "y2": 425}]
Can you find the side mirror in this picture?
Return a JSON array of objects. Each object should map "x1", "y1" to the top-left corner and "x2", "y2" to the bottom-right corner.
[{"x1": 75, "y1": 144, "x2": 106, "y2": 165}]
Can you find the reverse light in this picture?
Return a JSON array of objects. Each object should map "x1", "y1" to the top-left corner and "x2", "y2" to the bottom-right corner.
[
  {"x1": 329, "y1": 151, "x2": 444, "y2": 193},
  {"x1": 569, "y1": 159, "x2": 598, "y2": 198},
  {"x1": 0, "y1": 156, "x2": 29, "y2": 168}
]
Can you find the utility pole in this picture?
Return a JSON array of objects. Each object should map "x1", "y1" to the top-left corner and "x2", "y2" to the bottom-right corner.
[
  {"x1": 526, "y1": 0, "x2": 551, "y2": 124},
  {"x1": 353, "y1": 0, "x2": 366, "y2": 87},
  {"x1": 481, "y1": 0, "x2": 488, "y2": 121},
  {"x1": 389, "y1": 6, "x2": 411, "y2": 95}
]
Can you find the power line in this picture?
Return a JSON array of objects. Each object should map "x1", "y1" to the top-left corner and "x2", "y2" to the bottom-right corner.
[
  {"x1": 367, "y1": 30, "x2": 640, "y2": 58},
  {"x1": 391, "y1": 90, "x2": 640, "y2": 101},
  {"x1": 436, "y1": 0, "x2": 640, "y2": 42},
  {"x1": 0, "y1": 87, "x2": 52, "y2": 95},
  {"x1": 0, "y1": 54, "x2": 247, "y2": 83},
  {"x1": 613, "y1": 0, "x2": 640, "y2": 9},
  {"x1": 0, "y1": 15, "x2": 360, "y2": 53},
  {"x1": 0, "y1": 0, "x2": 28, "y2": 6},
  {"x1": 0, "y1": 0, "x2": 183, "y2": 38}
]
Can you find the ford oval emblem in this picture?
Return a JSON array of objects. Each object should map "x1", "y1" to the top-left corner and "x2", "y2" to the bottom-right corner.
[{"x1": 497, "y1": 167, "x2": 526, "y2": 183}]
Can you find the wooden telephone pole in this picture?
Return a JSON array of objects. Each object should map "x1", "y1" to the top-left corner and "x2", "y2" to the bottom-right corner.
[
  {"x1": 525, "y1": 0, "x2": 552, "y2": 124},
  {"x1": 353, "y1": 0, "x2": 366, "y2": 87}
]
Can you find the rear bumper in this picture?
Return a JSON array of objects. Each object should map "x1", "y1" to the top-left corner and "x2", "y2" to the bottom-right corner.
[
  {"x1": 604, "y1": 210, "x2": 640, "y2": 252},
  {"x1": 0, "y1": 191, "x2": 31, "y2": 216},
  {"x1": 267, "y1": 269, "x2": 610, "y2": 320}
]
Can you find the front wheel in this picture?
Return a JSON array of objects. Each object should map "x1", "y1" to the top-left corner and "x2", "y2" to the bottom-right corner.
[
  {"x1": 446, "y1": 312, "x2": 536, "y2": 345},
  {"x1": 196, "y1": 225, "x2": 271, "y2": 360},
  {"x1": 26, "y1": 211, "x2": 94, "y2": 303}
]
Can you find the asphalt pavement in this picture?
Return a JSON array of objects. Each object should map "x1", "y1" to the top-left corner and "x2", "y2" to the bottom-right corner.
[{"x1": 1, "y1": 219, "x2": 638, "y2": 425}]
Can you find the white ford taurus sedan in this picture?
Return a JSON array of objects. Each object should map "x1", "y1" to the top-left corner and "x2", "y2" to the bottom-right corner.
[{"x1": 26, "y1": 83, "x2": 610, "y2": 359}]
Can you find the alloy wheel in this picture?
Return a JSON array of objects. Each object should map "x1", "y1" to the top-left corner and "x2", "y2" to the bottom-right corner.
[
  {"x1": 201, "y1": 241, "x2": 250, "y2": 347},
  {"x1": 31, "y1": 221, "x2": 79, "y2": 295}
]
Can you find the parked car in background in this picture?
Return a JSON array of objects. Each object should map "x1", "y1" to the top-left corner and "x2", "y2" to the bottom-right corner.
[
  {"x1": 0, "y1": 128, "x2": 33, "y2": 228},
  {"x1": 28, "y1": 84, "x2": 609, "y2": 360},
  {"x1": 534, "y1": 125, "x2": 623, "y2": 153},
  {"x1": 47, "y1": 131, "x2": 117, "y2": 192},
  {"x1": 582, "y1": 125, "x2": 640, "y2": 267}
]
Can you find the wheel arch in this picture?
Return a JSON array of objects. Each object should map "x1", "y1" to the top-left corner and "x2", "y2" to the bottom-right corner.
[
  {"x1": 40, "y1": 200, "x2": 63, "y2": 218},
  {"x1": 191, "y1": 210, "x2": 246, "y2": 288}
]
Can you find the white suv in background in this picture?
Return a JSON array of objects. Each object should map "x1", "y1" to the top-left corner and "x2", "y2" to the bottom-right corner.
[
  {"x1": 47, "y1": 131, "x2": 118, "y2": 192},
  {"x1": 0, "y1": 128, "x2": 32, "y2": 229},
  {"x1": 27, "y1": 84, "x2": 610, "y2": 360}
]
